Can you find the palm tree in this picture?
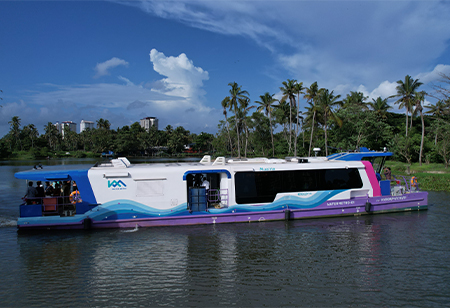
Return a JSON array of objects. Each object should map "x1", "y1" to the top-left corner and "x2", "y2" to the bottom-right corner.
[
  {"x1": 425, "y1": 100, "x2": 449, "y2": 145},
  {"x1": 342, "y1": 91, "x2": 369, "y2": 111},
  {"x1": 255, "y1": 92, "x2": 277, "y2": 157},
  {"x1": 238, "y1": 96, "x2": 255, "y2": 157},
  {"x1": 280, "y1": 79, "x2": 297, "y2": 155},
  {"x1": 393, "y1": 75, "x2": 423, "y2": 136},
  {"x1": 24, "y1": 124, "x2": 39, "y2": 148},
  {"x1": 294, "y1": 82, "x2": 304, "y2": 156},
  {"x1": 304, "y1": 82, "x2": 319, "y2": 156},
  {"x1": 424, "y1": 100, "x2": 448, "y2": 118},
  {"x1": 44, "y1": 122, "x2": 59, "y2": 150},
  {"x1": 226, "y1": 82, "x2": 249, "y2": 158},
  {"x1": 414, "y1": 91, "x2": 427, "y2": 166},
  {"x1": 8, "y1": 116, "x2": 22, "y2": 151},
  {"x1": 96, "y1": 118, "x2": 111, "y2": 130},
  {"x1": 274, "y1": 98, "x2": 291, "y2": 145},
  {"x1": 221, "y1": 97, "x2": 233, "y2": 156},
  {"x1": 368, "y1": 97, "x2": 392, "y2": 119},
  {"x1": 317, "y1": 89, "x2": 342, "y2": 156}
]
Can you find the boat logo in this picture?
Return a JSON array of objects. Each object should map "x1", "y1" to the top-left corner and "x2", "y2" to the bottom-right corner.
[{"x1": 108, "y1": 180, "x2": 127, "y2": 190}]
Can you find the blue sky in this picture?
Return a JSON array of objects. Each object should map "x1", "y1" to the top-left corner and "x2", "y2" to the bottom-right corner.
[{"x1": 1, "y1": 0, "x2": 450, "y2": 137}]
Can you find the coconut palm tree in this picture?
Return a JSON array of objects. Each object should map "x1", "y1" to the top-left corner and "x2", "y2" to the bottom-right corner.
[
  {"x1": 317, "y1": 89, "x2": 342, "y2": 156},
  {"x1": 96, "y1": 118, "x2": 111, "y2": 130},
  {"x1": 368, "y1": 97, "x2": 392, "y2": 119},
  {"x1": 226, "y1": 82, "x2": 249, "y2": 158},
  {"x1": 24, "y1": 124, "x2": 39, "y2": 148},
  {"x1": 414, "y1": 91, "x2": 427, "y2": 166},
  {"x1": 8, "y1": 116, "x2": 22, "y2": 151},
  {"x1": 274, "y1": 98, "x2": 291, "y2": 146},
  {"x1": 237, "y1": 96, "x2": 255, "y2": 157},
  {"x1": 342, "y1": 91, "x2": 370, "y2": 111},
  {"x1": 304, "y1": 82, "x2": 319, "y2": 156},
  {"x1": 221, "y1": 97, "x2": 233, "y2": 156},
  {"x1": 294, "y1": 82, "x2": 304, "y2": 156},
  {"x1": 44, "y1": 122, "x2": 59, "y2": 150},
  {"x1": 255, "y1": 92, "x2": 277, "y2": 157},
  {"x1": 425, "y1": 100, "x2": 449, "y2": 145},
  {"x1": 393, "y1": 75, "x2": 423, "y2": 136},
  {"x1": 280, "y1": 79, "x2": 297, "y2": 155}
]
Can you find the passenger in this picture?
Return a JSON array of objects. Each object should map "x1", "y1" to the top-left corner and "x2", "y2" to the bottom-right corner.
[
  {"x1": 202, "y1": 175, "x2": 210, "y2": 190},
  {"x1": 69, "y1": 183, "x2": 82, "y2": 204},
  {"x1": 44, "y1": 181, "x2": 54, "y2": 196},
  {"x1": 53, "y1": 183, "x2": 61, "y2": 197},
  {"x1": 384, "y1": 167, "x2": 392, "y2": 180},
  {"x1": 411, "y1": 176, "x2": 418, "y2": 190},
  {"x1": 24, "y1": 181, "x2": 37, "y2": 205},
  {"x1": 36, "y1": 181, "x2": 45, "y2": 203}
]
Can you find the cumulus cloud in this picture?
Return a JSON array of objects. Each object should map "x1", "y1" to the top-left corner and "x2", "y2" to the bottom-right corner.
[
  {"x1": 416, "y1": 64, "x2": 450, "y2": 84},
  {"x1": 149, "y1": 49, "x2": 209, "y2": 102},
  {"x1": 94, "y1": 57, "x2": 129, "y2": 78},
  {"x1": 128, "y1": 1, "x2": 450, "y2": 96},
  {"x1": 0, "y1": 50, "x2": 218, "y2": 137}
]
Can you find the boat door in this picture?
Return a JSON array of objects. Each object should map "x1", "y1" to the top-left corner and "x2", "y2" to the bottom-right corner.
[{"x1": 184, "y1": 170, "x2": 231, "y2": 212}]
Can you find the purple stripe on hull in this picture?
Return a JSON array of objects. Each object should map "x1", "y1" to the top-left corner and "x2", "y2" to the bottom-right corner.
[
  {"x1": 18, "y1": 221, "x2": 86, "y2": 230},
  {"x1": 290, "y1": 191, "x2": 428, "y2": 219},
  {"x1": 91, "y1": 210, "x2": 287, "y2": 229},
  {"x1": 91, "y1": 192, "x2": 428, "y2": 229}
]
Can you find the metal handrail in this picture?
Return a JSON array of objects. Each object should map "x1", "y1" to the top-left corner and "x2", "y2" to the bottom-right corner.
[
  {"x1": 392, "y1": 175, "x2": 420, "y2": 192},
  {"x1": 207, "y1": 188, "x2": 229, "y2": 208}
]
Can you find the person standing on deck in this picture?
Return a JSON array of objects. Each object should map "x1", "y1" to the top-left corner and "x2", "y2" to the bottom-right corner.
[
  {"x1": 24, "y1": 181, "x2": 37, "y2": 205},
  {"x1": 384, "y1": 167, "x2": 392, "y2": 180},
  {"x1": 44, "y1": 181, "x2": 54, "y2": 196}
]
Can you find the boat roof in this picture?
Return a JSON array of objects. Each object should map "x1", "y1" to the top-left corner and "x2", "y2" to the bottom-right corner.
[
  {"x1": 14, "y1": 147, "x2": 391, "y2": 180},
  {"x1": 14, "y1": 165, "x2": 91, "y2": 181},
  {"x1": 327, "y1": 147, "x2": 393, "y2": 161}
]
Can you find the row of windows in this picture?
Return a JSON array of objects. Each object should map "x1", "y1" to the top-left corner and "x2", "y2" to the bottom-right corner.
[{"x1": 235, "y1": 168, "x2": 363, "y2": 204}]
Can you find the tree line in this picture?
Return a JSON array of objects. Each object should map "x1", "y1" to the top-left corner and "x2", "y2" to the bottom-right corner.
[
  {"x1": 1, "y1": 118, "x2": 215, "y2": 159},
  {"x1": 1, "y1": 73, "x2": 450, "y2": 167}
]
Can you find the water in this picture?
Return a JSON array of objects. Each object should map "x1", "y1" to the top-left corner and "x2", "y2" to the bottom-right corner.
[{"x1": 1, "y1": 160, "x2": 450, "y2": 307}]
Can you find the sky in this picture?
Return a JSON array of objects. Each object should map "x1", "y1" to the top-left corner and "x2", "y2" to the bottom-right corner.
[{"x1": 1, "y1": 0, "x2": 450, "y2": 138}]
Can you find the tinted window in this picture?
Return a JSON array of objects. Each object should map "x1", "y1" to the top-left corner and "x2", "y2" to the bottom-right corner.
[{"x1": 235, "y1": 168, "x2": 363, "y2": 204}]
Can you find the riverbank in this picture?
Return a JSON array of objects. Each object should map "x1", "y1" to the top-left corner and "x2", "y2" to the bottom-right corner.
[{"x1": 387, "y1": 161, "x2": 450, "y2": 191}]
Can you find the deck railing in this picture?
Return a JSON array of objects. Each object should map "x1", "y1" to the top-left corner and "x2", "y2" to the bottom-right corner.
[
  {"x1": 391, "y1": 175, "x2": 420, "y2": 193},
  {"x1": 207, "y1": 189, "x2": 229, "y2": 208},
  {"x1": 21, "y1": 196, "x2": 79, "y2": 217}
]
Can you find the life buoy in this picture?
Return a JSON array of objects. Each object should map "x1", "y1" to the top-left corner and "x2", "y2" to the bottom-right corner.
[
  {"x1": 410, "y1": 176, "x2": 418, "y2": 187},
  {"x1": 70, "y1": 191, "x2": 82, "y2": 204}
]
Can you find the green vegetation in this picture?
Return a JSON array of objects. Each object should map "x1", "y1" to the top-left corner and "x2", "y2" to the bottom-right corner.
[
  {"x1": 386, "y1": 161, "x2": 450, "y2": 191},
  {"x1": 2, "y1": 74, "x2": 450, "y2": 190}
]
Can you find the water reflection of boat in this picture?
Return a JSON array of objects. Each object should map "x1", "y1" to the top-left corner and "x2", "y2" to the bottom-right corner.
[{"x1": 14, "y1": 147, "x2": 428, "y2": 230}]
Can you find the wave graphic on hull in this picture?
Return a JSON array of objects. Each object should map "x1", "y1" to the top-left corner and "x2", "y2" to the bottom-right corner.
[{"x1": 88, "y1": 190, "x2": 346, "y2": 222}]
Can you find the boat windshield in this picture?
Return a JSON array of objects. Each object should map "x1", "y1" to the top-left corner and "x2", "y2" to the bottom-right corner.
[{"x1": 362, "y1": 156, "x2": 386, "y2": 174}]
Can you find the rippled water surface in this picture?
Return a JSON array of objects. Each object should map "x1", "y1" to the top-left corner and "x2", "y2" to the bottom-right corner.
[{"x1": 1, "y1": 161, "x2": 450, "y2": 307}]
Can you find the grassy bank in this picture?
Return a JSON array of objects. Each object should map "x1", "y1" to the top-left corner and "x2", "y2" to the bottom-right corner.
[{"x1": 386, "y1": 161, "x2": 450, "y2": 191}]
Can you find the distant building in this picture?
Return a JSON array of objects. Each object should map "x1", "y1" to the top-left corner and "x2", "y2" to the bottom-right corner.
[
  {"x1": 55, "y1": 121, "x2": 77, "y2": 138},
  {"x1": 80, "y1": 120, "x2": 95, "y2": 133},
  {"x1": 140, "y1": 117, "x2": 158, "y2": 131}
]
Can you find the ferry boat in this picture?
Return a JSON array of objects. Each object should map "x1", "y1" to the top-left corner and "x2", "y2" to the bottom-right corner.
[{"x1": 14, "y1": 148, "x2": 428, "y2": 230}]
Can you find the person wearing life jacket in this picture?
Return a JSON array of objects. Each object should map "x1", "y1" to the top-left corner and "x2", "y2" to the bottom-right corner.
[
  {"x1": 69, "y1": 182, "x2": 82, "y2": 205},
  {"x1": 410, "y1": 176, "x2": 418, "y2": 189}
]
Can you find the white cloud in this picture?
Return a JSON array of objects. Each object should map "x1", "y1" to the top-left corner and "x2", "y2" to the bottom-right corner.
[
  {"x1": 94, "y1": 57, "x2": 129, "y2": 78},
  {"x1": 369, "y1": 81, "x2": 398, "y2": 101},
  {"x1": 0, "y1": 50, "x2": 218, "y2": 137},
  {"x1": 128, "y1": 1, "x2": 450, "y2": 96},
  {"x1": 416, "y1": 64, "x2": 450, "y2": 84},
  {"x1": 149, "y1": 49, "x2": 209, "y2": 103}
]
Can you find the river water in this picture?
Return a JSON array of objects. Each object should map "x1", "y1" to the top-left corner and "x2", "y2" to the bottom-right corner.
[{"x1": 1, "y1": 159, "x2": 449, "y2": 307}]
